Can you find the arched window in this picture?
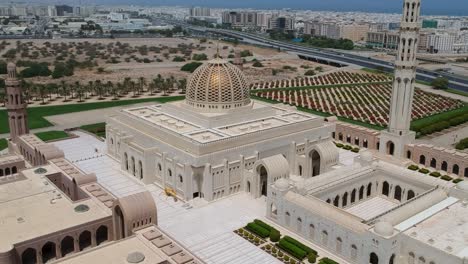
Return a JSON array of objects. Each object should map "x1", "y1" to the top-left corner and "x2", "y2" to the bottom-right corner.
[
  {"x1": 179, "y1": 175, "x2": 183, "y2": 183},
  {"x1": 408, "y1": 252, "x2": 415, "y2": 264},
  {"x1": 382, "y1": 181, "x2": 390, "y2": 196},
  {"x1": 359, "y1": 186, "x2": 364, "y2": 200},
  {"x1": 321, "y1": 230, "x2": 328, "y2": 246},
  {"x1": 351, "y1": 244, "x2": 357, "y2": 260},
  {"x1": 367, "y1": 183, "x2": 372, "y2": 197},
  {"x1": 453, "y1": 164, "x2": 460, "y2": 175},
  {"x1": 139, "y1": 161, "x2": 143, "y2": 179},
  {"x1": 285, "y1": 212, "x2": 291, "y2": 226},
  {"x1": 41, "y1": 242, "x2": 56, "y2": 263},
  {"x1": 441, "y1": 161, "x2": 448, "y2": 171},
  {"x1": 389, "y1": 254, "x2": 395, "y2": 264},
  {"x1": 131, "y1": 157, "x2": 135, "y2": 176},
  {"x1": 334, "y1": 195, "x2": 340, "y2": 207},
  {"x1": 370, "y1": 252, "x2": 379, "y2": 264},
  {"x1": 342, "y1": 192, "x2": 348, "y2": 207},
  {"x1": 419, "y1": 155, "x2": 426, "y2": 165},
  {"x1": 157, "y1": 163, "x2": 162, "y2": 171},
  {"x1": 5, "y1": 167, "x2": 10, "y2": 175},
  {"x1": 124, "y1": 153, "x2": 128, "y2": 170},
  {"x1": 430, "y1": 158, "x2": 436, "y2": 168},
  {"x1": 407, "y1": 190, "x2": 416, "y2": 200},
  {"x1": 96, "y1": 225, "x2": 109, "y2": 245},
  {"x1": 271, "y1": 203, "x2": 277, "y2": 217},
  {"x1": 61, "y1": 236, "x2": 75, "y2": 257},
  {"x1": 407, "y1": 150, "x2": 412, "y2": 159},
  {"x1": 297, "y1": 218, "x2": 302, "y2": 232},
  {"x1": 168, "y1": 169, "x2": 172, "y2": 177},
  {"x1": 394, "y1": 185, "x2": 402, "y2": 201},
  {"x1": 79, "y1": 230, "x2": 92, "y2": 251},
  {"x1": 336, "y1": 237, "x2": 342, "y2": 253},
  {"x1": 298, "y1": 165, "x2": 303, "y2": 176},
  {"x1": 21, "y1": 248, "x2": 37, "y2": 264},
  {"x1": 309, "y1": 224, "x2": 315, "y2": 240},
  {"x1": 351, "y1": 189, "x2": 356, "y2": 203}
]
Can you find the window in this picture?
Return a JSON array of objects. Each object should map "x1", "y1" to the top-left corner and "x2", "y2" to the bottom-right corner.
[{"x1": 321, "y1": 231, "x2": 328, "y2": 246}]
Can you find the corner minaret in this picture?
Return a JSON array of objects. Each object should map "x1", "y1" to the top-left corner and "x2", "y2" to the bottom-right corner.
[
  {"x1": 5, "y1": 62, "x2": 29, "y2": 142},
  {"x1": 379, "y1": 0, "x2": 421, "y2": 157}
]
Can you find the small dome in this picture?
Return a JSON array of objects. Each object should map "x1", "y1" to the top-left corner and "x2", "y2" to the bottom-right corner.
[
  {"x1": 456, "y1": 181, "x2": 468, "y2": 191},
  {"x1": 360, "y1": 151, "x2": 373, "y2": 162},
  {"x1": 275, "y1": 178, "x2": 290, "y2": 191},
  {"x1": 7, "y1": 62, "x2": 16, "y2": 70},
  {"x1": 374, "y1": 221, "x2": 394, "y2": 237},
  {"x1": 185, "y1": 59, "x2": 250, "y2": 112}
]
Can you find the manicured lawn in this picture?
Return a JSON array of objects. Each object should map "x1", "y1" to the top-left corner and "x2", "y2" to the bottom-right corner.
[
  {"x1": 80, "y1": 123, "x2": 106, "y2": 138},
  {"x1": 35, "y1": 131, "x2": 70, "y2": 142},
  {"x1": 0, "y1": 96, "x2": 185, "y2": 134},
  {"x1": 446, "y1": 88, "x2": 468, "y2": 97},
  {"x1": 0, "y1": 138, "x2": 7, "y2": 151}
]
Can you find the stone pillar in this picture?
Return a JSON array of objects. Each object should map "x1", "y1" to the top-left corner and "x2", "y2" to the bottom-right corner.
[{"x1": 73, "y1": 238, "x2": 79, "y2": 253}]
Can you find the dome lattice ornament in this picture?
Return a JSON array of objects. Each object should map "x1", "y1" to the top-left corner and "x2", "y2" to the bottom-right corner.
[{"x1": 185, "y1": 59, "x2": 250, "y2": 112}]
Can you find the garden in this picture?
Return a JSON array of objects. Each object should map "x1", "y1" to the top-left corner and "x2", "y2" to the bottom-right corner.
[
  {"x1": 0, "y1": 96, "x2": 184, "y2": 134},
  {"x1": 252, "y1": 71, "x2": 466, "y2": 133},
  {"x1": 234, "y1": 219, "x2": 339, "y2": 264}
]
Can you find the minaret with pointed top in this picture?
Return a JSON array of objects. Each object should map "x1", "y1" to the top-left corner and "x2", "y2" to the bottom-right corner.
[
  {"x1": 233, "y1": 50, "x2": 243, "y2": 70},
  {"x1": 5, "y1": 62, "x2": 29, "y2": 142},
  {"x1": 379, "y1": 0, "x2": 421, "y2": 157}
]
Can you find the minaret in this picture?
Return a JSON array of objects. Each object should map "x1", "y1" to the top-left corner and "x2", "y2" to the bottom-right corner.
[
  {"x1": 5, "y1": 62, "x2": 29, "y2": 142},
  {"x1": 233, "y1": 50, "x2": 243, "y2": 70},
  {"x1": 379, "y1": 0, "x2": 421, "y2": 157}
]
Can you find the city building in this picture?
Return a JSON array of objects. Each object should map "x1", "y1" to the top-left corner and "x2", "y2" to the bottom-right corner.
[
  {"x1": 366, "y1": 31, "x2": 400, "y2": 49},
  {"x1": 189, "y1": 7, "x2": 211, "y2": 17},
  {"x1": 268, "y1": 15, "x2": 295, "y2": 32},
  {"x1": 426, "y1": 32, "x2": 457, "y2": 53},
  {"x1": 341, "y1": 24, "x2": 370, "y2": 42}
]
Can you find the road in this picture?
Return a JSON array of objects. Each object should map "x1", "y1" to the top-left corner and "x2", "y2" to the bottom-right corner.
[
  {"x1": 162, "y1": 19, "x2": 468, "y2": 92},
  {"x1": 208, "y1": 29, "x2": 468, "y2": 92}
]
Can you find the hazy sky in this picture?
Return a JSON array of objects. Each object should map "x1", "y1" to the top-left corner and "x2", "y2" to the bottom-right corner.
[{"x1": 96, "y1": 0, "x2": 467, "y2": 16}]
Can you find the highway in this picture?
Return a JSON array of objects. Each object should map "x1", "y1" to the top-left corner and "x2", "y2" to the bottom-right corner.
[{"x1": 206, "y1": 29, "x2": 468, "y2": 92}]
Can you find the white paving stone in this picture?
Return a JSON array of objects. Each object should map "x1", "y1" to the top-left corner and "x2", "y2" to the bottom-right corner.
[{"x1": 53, "y1": 133, "x2": 282, "y2": 264}]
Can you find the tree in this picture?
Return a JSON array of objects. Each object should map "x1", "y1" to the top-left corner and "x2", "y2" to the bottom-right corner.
[
  {"x1": 181, "y1": 62, "x2": 203, "y2": 73},
  {"x1": 304, "y1": 70, "x2": 316, "y2": 76},
  {"x1": 432, "y1": 77, "x2": 449, "y2": 90},
  {"x1": 252, "y1": 61, "x2": 264, "y2": 67}
]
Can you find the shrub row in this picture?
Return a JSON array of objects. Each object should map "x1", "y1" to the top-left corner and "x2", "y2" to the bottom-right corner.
[
  {"x1": 441, "y1": 175, "x2": 453, "y2": 181},
  {"x1": 418, "y1": 168, "x2": 430, "y2": 174},
  {"x1": 254, "y1": 219, "x2": 277, "y2": 233},
  {"x1": 335, "y1": 142, "x2": 360, "y2": 153},
  {"x1": 408, "y1": 165, "x2": 419, "y2": 171},
  {"x1": 411, "y1": 107, "x2": 468, "y2": 137},
  {"x1": 277, "y1": 239, "x2": 307, "y2": 260},
  {"x1": 455, "y1": 137, "x2": 468, "y2": 150},
  {"x1": 245, "y1": 223, "x2": 269, "y2": 238},
  {"x1": 319, "y1": 258, "x2": 339, "y2": 264},
  {"x1": 282, "y1": 236, "x2": 317, "y2": 255}
]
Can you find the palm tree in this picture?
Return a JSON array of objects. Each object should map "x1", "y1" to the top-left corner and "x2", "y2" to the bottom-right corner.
[
  {"x1": 178, "y1": 78, "x2": 187, "y2": 94},
  {"x1": 138, "y1": 77, "x2": 146, "y2": 95},
  {"x1": 95, "y1": 80, "x2": 104, "y2": 100},
  {"x1": 130, "y1": 81, "x2": 138, "y2": 98},
  {"x1": 61, "y1": 80, "x2": 69, "y2": 102}
]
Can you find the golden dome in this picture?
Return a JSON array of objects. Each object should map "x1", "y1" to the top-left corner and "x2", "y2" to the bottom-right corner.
[{"x1": 185, "y1": 59, "x2": 250, "y2": 112}]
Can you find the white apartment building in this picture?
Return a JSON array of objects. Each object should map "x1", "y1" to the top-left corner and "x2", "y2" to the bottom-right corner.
[{"x1": 427, "y1": 32, "x2": 457, "y2": 53}]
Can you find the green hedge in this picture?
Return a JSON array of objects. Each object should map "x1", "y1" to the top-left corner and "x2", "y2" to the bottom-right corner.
[
  {"x1": 408, "y1": 165, "x2": 419, "y2": 171},
  {"x1": 308, "y1": 253, "x2": 317, "y2": 263},
  {"x1": 411, "y1": 106, "x2": 468, "y2": 137},
  {"x1": 319, "y1": 258, "x2": 339, "y2": 264},
  {"x1": 245, "y1": 223, "x2": 269, "y2": 238},
  {"x1": 453, "y1": 179, "x2": 464, "y2": 183},
  {"x1": 455, "y1": 137, "x2": 468, "y2": 150},
  {"x1": 254, "y1": 219, "x2": 277, "y2": 233},
  {"x1": 441, "y1": 175, "x2": 453, "y2": 181},
  {"x1": 418, "y1": 168, "x2": 430, "y2": 174},
  {"x1": 282, "y1": 236, "x2": 317, "y2": 255},
  {"x1": 270, "y1": 229, "x2": 281, "y2": 242},
  {"x1": 277, "y1": 239, "x2": 307, "y2": 260},
  {"x1": 429, "y1": 171, "x2": 441, "y2": 177}
]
